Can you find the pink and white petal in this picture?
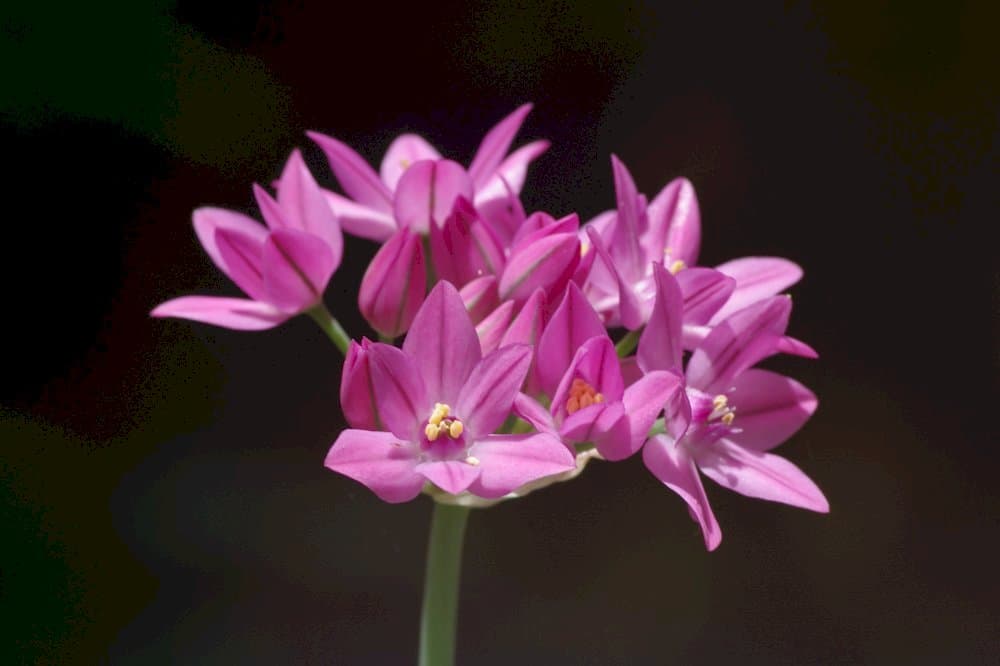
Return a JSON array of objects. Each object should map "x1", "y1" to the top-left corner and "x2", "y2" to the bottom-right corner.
[
  {"x1": 726, "y1": 369, "x2": 817, "y2": 451},
  {"x1": 324, "y1": 429, "x2": 423, "y2": 503},
  {"x1": 214, "y1": 227, "x2": 267, "y2": 301},
  {"x1": 367, "y1": 343, "x2": 430, "y2": 442},
  {"x1": 261, "y1": 229, "x2": 335, "y2": 312},
  {"x1": 402, "y1": 281, "x2": 482, "y2": 405},
  {"x1": 193, "y1": 207, "x2": 268, "y2": 275},
  {"x1": 475, "y1": 301, "x2": 515, "y2": 354},
  {"x1": 456, "y1": 344, "x2": 532, "y2": 438},
  {"x1": 150, "y1": 296, "x2": 289, "y2": 330},
  {"x1": 276, "y1": 150, "x2": 343, "y2": 265},
  {"x1": 380, "y1": 133, "x2": 442, "y2": 190},
  {"x1": 466, "y1": 432, "x2": 575, "y2": 499},
  {"x1": 638, "y1": 262, "x2": 685, "y2": 374},
  {"x1": 536, "y1": 282, "x2": 608, "y2": 396},
  {"x1": 696, "y1": 438, "x2": 829, "y2": 513},
  {"x1": 307, "y1": 131, "x2": 393, "y2": 213},
  {"x1": 467, "y1": 103, "x2": 533, "y2": 189},
  {"x1": 513, "y1": 392, "x2": 557, "y2": 436},
  {"x1": 622, "y1": 370, "x2": 685, "y2": 455},
  {"x1": 676, "y1": 267, "x2": 736, "y2": 326},
  {"x1": 322, "y1": 190, "x2": 397, "y2": 242},
  {"x1": 649, "y1": 177, "x2": 700, "y2": 266},
  {"x1": 416, "y1": 460, "x2": 482, "y2": 495},
  {"x1": 686, "y1": 296, "x2": 792, "y2": 394},
  {"x1": 393, "y1": 159, "x2": 474, "y2": 234},
  {"x1": 475, "y1": 139, "x2": 549, "y2": 200},
  {"x1": 711, "y1": 257, "x2": 803, "y2": 323},
  {"x1": 643, "y1": 435, "x2": 721, "y2": 550}
]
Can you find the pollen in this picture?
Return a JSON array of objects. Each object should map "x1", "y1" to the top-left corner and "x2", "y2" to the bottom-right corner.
[
  {"x1": 448, "y1": 420, "x2": 464, "y2": 438},
  {"x1": 429, "y1": 403, "x2": 451, "y2": 426},
  {"x1": 425, "y1": 423, "x2": 441, "y2": 442},
  {"x1": 566, "y1": 378, "x2": 604, "y2": 415},
  {"x1": 669, "y1": 260, "x2": 686, "y2": 274},
  {"x1": 712, "y1": 395, "x2": 728, "y2": 410},
  {"x1": 721, "y1": 412, "x2": 735, "y2": 426},
  {"x1": 465, "y1": 456, "x2": 480, "y2": 466}
]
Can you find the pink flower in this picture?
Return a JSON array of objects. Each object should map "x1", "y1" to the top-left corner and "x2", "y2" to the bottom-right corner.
[
  {"x1": 151, "y1": 151, "x2": 342, "y2": 330},
  {"x1": 637, "y1": 264, "x2": 827, "y2": 550},
  {"x1": 309, "y1": 104, "x2": 547, "y2": 242},
  {"x1": 325, "y1": 282, "x2": 574, "y2": 502}
]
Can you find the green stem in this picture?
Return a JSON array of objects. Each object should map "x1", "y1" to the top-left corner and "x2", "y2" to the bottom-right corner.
[
  {"x1": 419, "y1": 502, "x2": 471, "y2": 666},
  {"x1": 615, "y1": 328, "x2": 642, "y2": 357},
  {"x1": 306, "y1": 303, "x2": 351, "y2": 356}
]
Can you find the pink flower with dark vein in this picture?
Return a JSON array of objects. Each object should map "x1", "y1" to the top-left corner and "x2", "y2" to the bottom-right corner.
[
  {"x1": 151, "y1": 150, "x2": 342, "y2": 330},
  {"x1": 325, "y1": 282, "x2": 574, "y2": 502},
  {"x1": 637, "y1": 263, "x2": 827, "y2": 550}
]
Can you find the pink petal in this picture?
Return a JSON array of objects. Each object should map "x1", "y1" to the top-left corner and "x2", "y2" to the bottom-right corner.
[
  {"x1": 367, "y1": 343, "x2": 430, "y2": 442},
  {"x1": 324, "y1": 429, "x2": 423, "y2": 503},
  {"x1": 393, "y1": 159, "x2": 474, "y2": 234},
  {"x1": 777, "y1": 335, "x2": 819, "y2": 359},
  {"x1": 500, "y1": 287, "x2": 546, "y2": 348},
  {"x1": 402, "y1": 281, "x2": 482, "y2": 405},
  {"x1": 150, "y1": 296, "x2": 288, "y2": 331},
  {"x1": 711, "y1": 257, "x2": 803, "y2": 323},
  {"x1": 214, "y1": 227, "x2": 267, "y2": 301},
  {"x1": 643, "y1": 435, "x2": 722, "y2": 551},
  {"x1": 475, "y1": 301, "x2": 515, "y2": 354},
  {"x1": 686, "y1": 296, "x2": 792, "y2": 394},
  {"x1": 359, "y1": 228, "x2": 425, "y2": 338},
  {"x1": 276, "y1": 150, "x2": 343, "y2": 265},
  {"x1": 498, "y1": 231, "x2": 580, "y2": 305},
  {"x1": 307, "y1": 131, "x2": 393, "y2": 213},
  {"x1": 192, "y1": 207, "x2": 268, "y2": 275},
  {"x1": 638, "y1": 262, "x2": 684, "y2": 375},
  {"x1": 456, "y1": 344, "x2": 532, "y2": 438},
  {"x1": 562, "y1": 401, "x2": 627, "y2": 456},
  {"x1": 726, "y1": 369, "x2": 817, "y2": 451},
  {"x1": 416, "y1": 460, "x2": 482, "y2": 495},
  {"x1": 609, "y1": 155, "x2": 646, "y2": 281},
  {"x1": 510, "y1": 212, "x2": 579, "y2": 255},
  {"x1": 475, "y1": 139, "x2": 550, "y2": 201},
  {"x1": 649, "y1": 177, "x2": 700, "y2": 266},
  {"x1": 550, "y1": 336, "x2": 623, "y2": 425},
  {"x1": 340, "y1": 339, "x2": 382, "y2": 431},
  {"x1": 512, "y1": 392, "x2": 557, "y2": 435},
  {"x1": 322, "y1": 190, "x2": 397, "y2": 242},
  {"x1": 459, "y1": 275, "x2": 500, "y2": 324},
  {"x1": 585, "y1": 226, "x2": 644, "y2": 329},
  {"x1": 467, "y1": 103, "x2": 533, "y2": 189},
  {"x1": 474, "y1": 178, "x2": 526, "y2": 249},
  {"x1": 262, "y1": 229, "x2": 335, "y2": 312},
  {"x1": 466, "y1": 432, "x2": 575, "y2": 499},
  {"x1": 676, "y1": 267, "x2": 736, "y2": 326},
  {"x1": 253, "y1": 183, "x2": 291, "y2": 230},
  {"x1": 380, "y1": 133, "x2": 442, "y2": 190},
  {"x1": 615, "y1": 370, "x2": 685, "y2": 460},
  {"x1": 536, "y1": 282, "x2": 607, "y2": 396},
  {"x1": 429, "y1": 197, "x2": 504, "y2": 286},
  {"x1": 696, "y1": 438, "x2": 829, "y2": 513}
]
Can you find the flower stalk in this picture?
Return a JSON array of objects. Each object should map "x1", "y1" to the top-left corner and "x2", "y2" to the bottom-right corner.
[
  {"x1": 306, "y1": 303, "x2": 351, "y2": 356},
  {"x1": 419, "y1": 502, "x2": 471, "y2": 666}
]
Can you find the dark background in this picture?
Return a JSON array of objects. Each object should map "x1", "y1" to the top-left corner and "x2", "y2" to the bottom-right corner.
[{"x1": 2, "y1": 1, "x2": 996, "y2": 663}]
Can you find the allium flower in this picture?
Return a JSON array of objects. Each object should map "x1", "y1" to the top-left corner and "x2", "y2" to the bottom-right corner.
[
  {"x1": 325, "y1": 282, "x2": 574, "y2": 502},
  {"x1": 637, "y1": 263, "x2": 827, "y2": 550},
  {"x1": 309, "y1": 104, "x2": 547, "y2": 242},
  {"x1": 152, "y1": 151, "x2": 342, "y2": 330}
]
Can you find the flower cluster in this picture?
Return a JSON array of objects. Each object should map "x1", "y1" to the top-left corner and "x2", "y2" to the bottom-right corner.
[{"x1": 154, "y1": 105, "x2": 826, "y2": 550}]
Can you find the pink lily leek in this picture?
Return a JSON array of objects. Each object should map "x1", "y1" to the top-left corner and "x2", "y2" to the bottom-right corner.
[
  {"x1": 325, "y1": 282, "x2": 574, "y2": 502},
  {"x1": 637, "y1": 263, "x2": 827, "y2": 550},
  {"x1": 151, "y1": 150, "x2": 343, "y2": 333},
  {"x1": 309, "y1": 104, "x2": 548, "y2": 242}
]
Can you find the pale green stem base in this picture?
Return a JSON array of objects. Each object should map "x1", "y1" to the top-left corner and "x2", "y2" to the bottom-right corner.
[
  {"x1": 306, "y1": 303, "x2": 351, "y2": 356},
  {"x1": 419, "y1": 502, "x2": 471, "y2": 666},
  {"x1": 615, "y1": 328, "x2": 642, "y2": 357}
]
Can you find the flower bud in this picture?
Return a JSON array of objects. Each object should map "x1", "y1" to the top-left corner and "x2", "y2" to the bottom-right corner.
[{"x1": 359, "y1": 228, "x2": 425, "y2": 338}]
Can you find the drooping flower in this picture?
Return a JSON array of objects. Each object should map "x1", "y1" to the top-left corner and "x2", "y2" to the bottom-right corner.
[
  {"x1": 151, "y1": 151, "x2": 342, "y2": 330},
  {"x1": 637, "y1": 263, "x2": 827, "y2": 550},
  {"x1": 325, "y1": 282, "x2": 574, "y2": 502},
  {"x1": 309, "y1": 104, "x2": 547, "y2": 242}
]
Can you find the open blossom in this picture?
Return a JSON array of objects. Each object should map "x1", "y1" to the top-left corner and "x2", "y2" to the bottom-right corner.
[
  {"x1": 636, "y1": 263, "x2": 827, "y2": 550},
  {"x1": 152, "y1": 151, "x2": 342, "y2": 330},
  {"x1": 308, "y1": 104, "x2": 547, "y2": 243},
  {"x1": 325, "y1": 282, "x2": 574, "y2": 502}
]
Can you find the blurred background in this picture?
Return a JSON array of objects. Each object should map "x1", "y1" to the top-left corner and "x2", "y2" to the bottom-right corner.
[{"x1": 2, "y1": 1, "x2": 996, "y2": 663}]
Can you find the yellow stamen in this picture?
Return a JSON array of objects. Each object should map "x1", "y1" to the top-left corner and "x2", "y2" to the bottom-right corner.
[
  {"x1": 580, "y1": 241, "x2": 591, "y2": 257},
  {"x1": 712, "y1": 395, "x2": 728, "y2": 410},
  {"x1": 669, "y1": 260, "x2": 686, "y2": 274},
  {"x1": 565, "y1": 378, "x2": 604, "y2": 415},
  {"x1": 425, "y1": 423, "x2": 441, "y2": 441},
  {"x1": 448, "y1": 420, "x2": 464, "y2": 438},
  {"x1": 465, "y1": 456, "x2": 480, "y2": 466},
  {"x1": 721, "y1": 412, "x2": 735, "y2": 426},
  {"x1": 429, "y1": 403, "x2": 450, "y2": 426}
]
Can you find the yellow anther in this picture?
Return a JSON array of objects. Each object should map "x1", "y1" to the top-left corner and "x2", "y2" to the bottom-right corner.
[
  {"x1": 465, "y1": 456, "x2": 480, "y2": 466},
  {"x1": 721, "y1": 412, "x2": 735, "y2": 426},
  {"x1": 712, "y1": 395, "x2": 728, "y2": 410},
  {"x1": 594, "y1": 393, "x2": 604, "y2": 404},
  {"x1": 425, "y1": 423, "x2": 441, "y2": 441},
  {"x1": 566, "y1": 396, "x2": 580, "y2": 414},
  {"x1": 400, "y1": 158, "x2": 411, "y2": 169},
  {"x1": 581, "y1": 241, "x2": 591, "y2": 257},
  {"x1": 448, "y1": 420, "x2": 464, "y2": 439},
  {"x1": 429, "y1": 403, "x2": 450, "y2": 426},
  {"x1": 669, "y1": 260, "x2": 686, "y2": 274},
  {"x1": 579, "y1": 393, "x2": 594, "y2": 409}
]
